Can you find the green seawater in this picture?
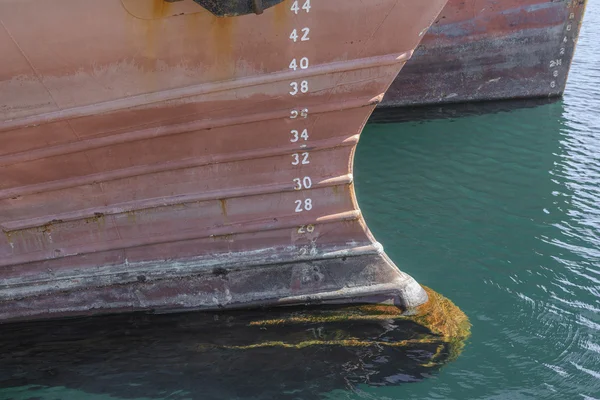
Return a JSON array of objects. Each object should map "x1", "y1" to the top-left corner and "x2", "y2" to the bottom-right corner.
[
  {"x1": 352, "y1": 4, "x2": 600, "y2": 396},
  {"x1": 2, "y1": 2, "x2": 600, "y2": 400},
  {"x1": 355, "y1": 104, "x2": 600, "y2": 399}
]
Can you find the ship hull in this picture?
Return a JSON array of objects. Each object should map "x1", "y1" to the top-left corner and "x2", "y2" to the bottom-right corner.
[
  {"x1": 0, "y1": 0, "x2": 446, "y2": 322},
  {"x1": 381, "y1": 0, "x2": 588, "y2": 108}
]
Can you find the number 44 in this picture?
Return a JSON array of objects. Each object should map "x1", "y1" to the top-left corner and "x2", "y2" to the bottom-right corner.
[{"x1": 291, "y1": 0, "x2": 311, "y2": 13}]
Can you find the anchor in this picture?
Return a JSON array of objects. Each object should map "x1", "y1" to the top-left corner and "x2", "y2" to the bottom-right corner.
[{"x1": 190, "y1": 0, "x2": 284, "y2": 16}]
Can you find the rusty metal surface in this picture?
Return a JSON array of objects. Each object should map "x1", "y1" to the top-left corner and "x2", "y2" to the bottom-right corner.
[
  {"x1": 0, "y1": 0, "x2": 447, "y2": 322},
  {"x1": 381, "y1": 0, "x2": 588, "y2": 108}
]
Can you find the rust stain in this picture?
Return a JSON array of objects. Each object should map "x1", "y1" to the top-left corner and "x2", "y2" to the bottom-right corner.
[
  {"x1": 141, "y1": 19, "x2": 159, "y2": 90},
  {"x1": 347, "y1": 181, "x2": 360, "y2": 214},
  {"x1": 151, "y1": 0, "x2": 175, "y2": 18},
  {"x1": 218, "y1": 199, "x2": 228, "y2": 218},
  {"x1": 38, "y1": 222, "x2": 53, "y2": 234},
  {"x1": 4, "y1": 230, "x2": 13, "y2": 244},
  {"x1": 210, "y1": 17, "x2": 235, "y2": 80},
  {"x1": 126, "y1": 211, "x2": 137, "y2": 223},
  {"x1": 272, "y1": 0, "x2": 289, "y2": 31},
  {"x1": 138, "y1": 0, "x2": 175, "y2": 91},
  {"x1": 152, "y1": 0, "x2": 165, "y2": 17},
  {"x1": 84, "y1": 213, "x2": 105, "y2": 226},
  {"x1": 184, "y1": 10, "x2": 203, "y2": 42},
  {"x1": 209, "y1": 233, "x2": 233, "y2": 241}
]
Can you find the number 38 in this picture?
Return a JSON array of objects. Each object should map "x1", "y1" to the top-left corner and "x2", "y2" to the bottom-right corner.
[{"x1": 290, "y1": 80, "x2": 309, "y2": 96}]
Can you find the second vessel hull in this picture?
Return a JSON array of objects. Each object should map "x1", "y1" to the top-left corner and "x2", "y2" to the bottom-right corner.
[{"x1": 381, "y1": 0, "x2": 588, "y2": 108}]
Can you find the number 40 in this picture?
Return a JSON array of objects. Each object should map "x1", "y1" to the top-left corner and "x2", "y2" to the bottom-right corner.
[
  {"x1": 289, "y1": 57, "x2": 309, "y2": 71},
  {"x1": 291, "y1": 0, "x2": 311, "y2": 13}
]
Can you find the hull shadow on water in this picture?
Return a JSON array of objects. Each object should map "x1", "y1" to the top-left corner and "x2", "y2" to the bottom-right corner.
[
  {"x1": 0, "y1": 288, "x2": 469, "y2": 400},
  {"x1": 369, "y1": 97, "x2": 561, "y2": 123}
]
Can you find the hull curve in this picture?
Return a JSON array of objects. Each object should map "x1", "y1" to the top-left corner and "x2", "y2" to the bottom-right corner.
[{"x1": 0, "y1": 0, "x2": 446, "y2": 322}]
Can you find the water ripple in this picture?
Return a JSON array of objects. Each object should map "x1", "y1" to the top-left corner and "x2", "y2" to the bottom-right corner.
[{"x1": 352, "y1": 4, "x2": 600, "y2": 398}]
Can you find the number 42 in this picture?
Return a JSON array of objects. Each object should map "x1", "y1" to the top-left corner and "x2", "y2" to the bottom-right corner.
[{"x1": 291, "y1": 0, "x2": 311, "y2": 13}]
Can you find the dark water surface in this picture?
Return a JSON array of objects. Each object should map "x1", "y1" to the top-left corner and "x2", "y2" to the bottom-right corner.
[
  {"x1": 2, "y1": 2, "x2": 600, "y2": 400},
  {"x1": 354, "y1": 2, "x2": 600, "y2": 398}
]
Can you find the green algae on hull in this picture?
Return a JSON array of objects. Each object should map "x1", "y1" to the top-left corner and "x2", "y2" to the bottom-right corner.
[
  {"x1": 247, "y1": 286, "x2": 470, "y2": 341},
  {"x1": 202, "y1": 286, "x2": 471, "y2": 367},
  {"x1": 0, "y1": 288, "x2": 469, "y2": 398}
]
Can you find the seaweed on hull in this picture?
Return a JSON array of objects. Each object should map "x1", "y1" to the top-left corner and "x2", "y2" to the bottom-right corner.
[{"x1": 0, "y1": 288, "x2": 470, "y2": 399}]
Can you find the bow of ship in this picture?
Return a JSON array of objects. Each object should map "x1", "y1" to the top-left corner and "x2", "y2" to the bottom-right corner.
[{"x1": 0, "y1": 0, "x2": 447, "y2": 322}]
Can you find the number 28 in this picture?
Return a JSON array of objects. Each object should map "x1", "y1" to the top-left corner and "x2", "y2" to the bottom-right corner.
[{"x1": 295, "y1": 198, "x2": 313, "y2": 212}]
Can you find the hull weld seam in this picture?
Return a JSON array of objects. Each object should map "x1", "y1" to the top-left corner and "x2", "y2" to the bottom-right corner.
[
  {"x1": 0, "y1": 97, "x2": 373, "y2": 167},
  {"x1": 0, "y1": 210, "x2": 363, "y2": 268},
  {"x1": 2, "y1": 174, "x2": 355, "y2": 231},
  {"x1": 0, "y1": 135, "x2": 358, "y2": 200},
  {"x1": 0, "y1": 52, "x2": 411, "y2": 133}
]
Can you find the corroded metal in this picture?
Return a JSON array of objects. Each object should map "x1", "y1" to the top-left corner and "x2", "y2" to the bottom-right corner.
[
  {"x1": 0, "y1": 0, "x2": 447, "y2": 323},
  {"x1": 381, "y1": 0, "x2": 589, "y2": 108}
]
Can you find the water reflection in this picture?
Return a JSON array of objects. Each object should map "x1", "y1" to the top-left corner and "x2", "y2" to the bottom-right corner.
[
  {"x1": 355, "y1": 98, "x2": 600, "y2": 398},
  {"x1": 0, "y1": 289, "x2": 469, "y2": 400}
]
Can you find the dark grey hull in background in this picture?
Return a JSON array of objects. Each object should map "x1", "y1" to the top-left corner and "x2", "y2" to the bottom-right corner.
[{"x1": 380, "y1": 0, "x2": 587, "y2": 108}]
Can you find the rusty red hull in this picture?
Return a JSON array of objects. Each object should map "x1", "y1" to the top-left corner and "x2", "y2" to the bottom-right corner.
[
  {"x1": 0, "y1": 0, "x2": 447, "y2": 322},
  {"x1": 381, "y1": 0, "x2": 588, "y2": 108}
]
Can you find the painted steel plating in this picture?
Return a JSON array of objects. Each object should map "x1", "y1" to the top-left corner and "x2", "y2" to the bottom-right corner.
[{"x1": 0, "y1": 0, "x2": 447, "y2": 322}]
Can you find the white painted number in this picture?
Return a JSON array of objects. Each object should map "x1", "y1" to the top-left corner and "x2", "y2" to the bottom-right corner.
[
  {"x1": 301, "y1": 27, "x2": 310, "y2": 41},
  {"x1": 301, "y1": 81, "x2": 309, "y2": 93},
  {"x1": 298, "y1": 246, "x2": 317, "y2": 256},
  {"x1": 297, "y1": 224, "x2": 315, "y2": 234},
  {"x1": 295, "y1": 198, "x2": 313, "y2": 213},
  {"x1": 289, "y1": 0, "x2": 313, "y2": 218},
  {"x1": 289, "y1": 57, "x2": 310, "y2": 71},
  {"x1": 290, "y1": 109, "x2": 309, "y2": 119},
  {"x1": 290, "y1": 129, "x2": 309, "y2": 142},
  {"x1": 291, "y1": 0, "x2": 311, "y2": 14},
  {"x1": 291, "y1": 152, "x2": 310, "y2": 165},
  {"x1": 289, "y1": 80, "x2": 308, "y2": 96},
  {"x1": 302, "y1": 0, "x2": 311, "y2": 12},
  {"x1": 293, "y1": 176, "x2": 312, "y2": 190},
  {"x1": 289, "y1": 28, "x2": 310, "y2": 42}
]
